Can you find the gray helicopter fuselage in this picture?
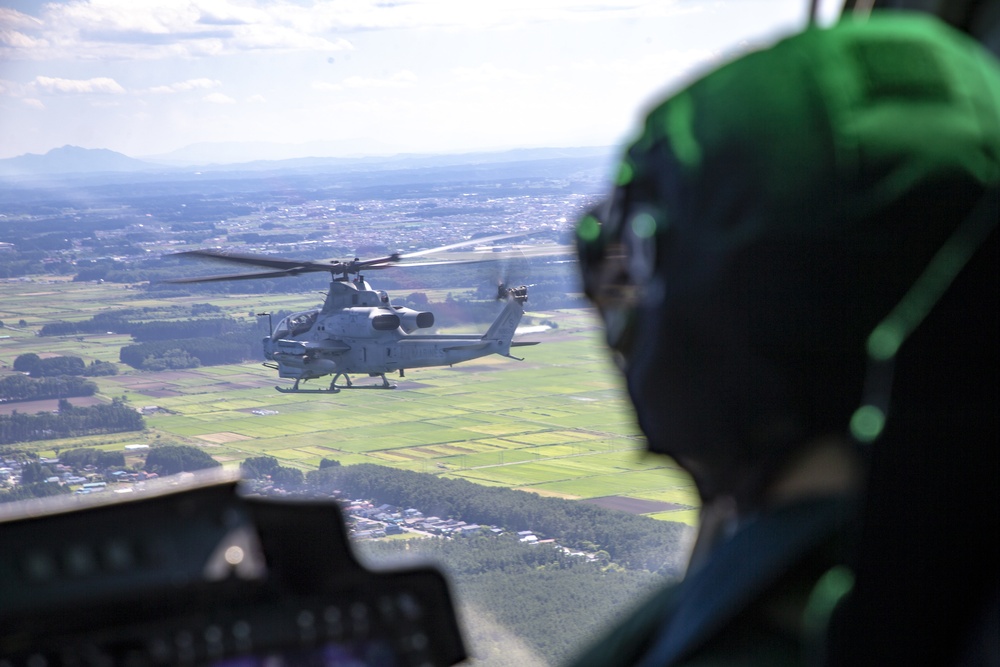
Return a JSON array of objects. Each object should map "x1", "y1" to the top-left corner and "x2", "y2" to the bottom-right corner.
[{"x1": 263, "y1": 278, "x2": 526, "y2": 384}]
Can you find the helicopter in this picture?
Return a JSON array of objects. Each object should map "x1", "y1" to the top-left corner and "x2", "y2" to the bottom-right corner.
[{"x1": 164, "y1": 234, "x2": 539, "y2": 393}]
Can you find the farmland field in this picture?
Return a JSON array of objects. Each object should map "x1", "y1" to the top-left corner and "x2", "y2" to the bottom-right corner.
[{"x1": 0, "y1": 277, "x2": 699, "y2": 525}]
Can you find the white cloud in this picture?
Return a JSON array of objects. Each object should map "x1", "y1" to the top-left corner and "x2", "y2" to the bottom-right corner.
[
  {"x1": 311, "y1": 81, "x2": 342, "y2": 92},
  {"x1": 451, "y1": 64, "x2": 533, "y2": 84},
  {"x1": 342, "y1": 70, "x2": 418, "y2": 89},
  {"x1": 0, "y1": 79, "x2": 25, "y2": 98},
  {"x1": 148, "y1": 78, "x2": 222, "y2": 94},
  {"x1": 203, "y1": 92, "x2": 236, "y2": 104},
  {"x1": 1, "y1": 29, "x2": 49, "y2": 50},
  {"x1": 0, "y1": 8, "x2": 44, "y2": 30},
  {"x1": 33, "y1": 76, "x2": 126, "y2": 95},
  {"x1": 3, "y1": 0, "x2": 357, "y2": 61},
  {"x1": 172, "y1": 77, "x2": 222, "y2": 91},
  {"x1": 0, "y1": 8, "x2": 48, "y2": 55},
  {"x1": 276, "y1": 0, "x2": 692, "y2": 33},
  {"x1": 0, "y1": 0, "x2": 695, "y2": 62},
  {"x1": 195, "y1": 1, "x2": 269, "y2": 27},
  {"x1": 227, "y1": 24, "x2": 352, "y2": 53},
  {"x1": 0, "y1": 0, "x2": 808, "y2": 159}
]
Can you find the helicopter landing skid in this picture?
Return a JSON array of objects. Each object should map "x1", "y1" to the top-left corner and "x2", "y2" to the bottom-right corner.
[
  {"x1": 275, "y1": 373, "x2": 396, "y2": 393},
  {"x1": 275, "y1": 385, "x2": 341, "y2": 394}
]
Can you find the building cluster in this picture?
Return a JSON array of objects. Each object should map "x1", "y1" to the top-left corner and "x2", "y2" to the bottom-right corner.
[
  {"x1": 0, "y1": 453, "x2": 158, "y2": 496},
  {"x1": 340, "y1": 497, "x2": 597, "y2": 562},
  {"x1": 345, "y1": 500, "x2": 489, "y2": 539},
  {"x1": 2, "y1": 187, "x2": 592, "y2": 272}
]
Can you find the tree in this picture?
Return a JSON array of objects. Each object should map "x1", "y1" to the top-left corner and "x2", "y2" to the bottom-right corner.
[
  {"x1": 13, "y1": 353, "x2": 40, "y2": 373},
  {"x1": 319, "y1": 458, "x2": 341, "y2": 469},
  {"x1": 0, "y1": 374, "x2": 98, "y2": 403},
  {"x1": 406, "y1": 292, "x2": 429, "y2": 306},
  {"x1": 83, "y1": 360, "x2": 118, "y2": 377},
  {"x1": 272, "y1": 466, "x2": 304, "y2": 488},
  {"x1": 60, "y1": 447, "x2": 125, "y2": 469},
  {"x1": 142, "y1": 349, "x2": 200, "y2": 371},
  {"x1": 1, "y1": 482, "x2": 69, "y2": 503},
  {"x1": 20, "y1": 461, "x2": 52, "y2": 484},
  {"x1": 305, "y1": 463, "x2": 690, "y2": 573},
  {"x1": 0, "y1": 399, "x2": 142, "y2": 444},
  {"x1": 241, "y1": 456, "x2": 280, "y2": 479},
  {"x1": 145, "y1": 445, "x2": 220, "y2": 475},
  {"x1": 30, "y1": 356, "x2": 86, "y2": 377}
]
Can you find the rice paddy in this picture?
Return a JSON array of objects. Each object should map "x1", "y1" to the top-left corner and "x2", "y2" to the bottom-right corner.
[{"x1": 1, "y1": 278, "x2": 700, "y2": 525}]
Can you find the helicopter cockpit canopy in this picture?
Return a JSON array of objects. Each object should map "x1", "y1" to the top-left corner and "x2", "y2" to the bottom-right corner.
[{"x1": 274, "y1": 310, "x2": 319, "y2": 339}]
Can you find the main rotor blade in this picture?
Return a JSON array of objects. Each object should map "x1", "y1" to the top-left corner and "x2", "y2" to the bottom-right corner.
[
  {"x1": 162, "y1": 268, "x2": 307, "y2": 284},
  {"x1": 353, "y1": 253, "x2": 401, "y2": 270},
  {"x1": 166, "y1": 248, "x2": 360, "y2": 283},
  {"x1": 164, "y1": 231, "x2": 548, "y2": 285},
  {"x1": 170, "y1": 249, "x2": 346, "y2": 273},
  {"x1": 394, "y1": 258, "x2": 495, "y2": 269},
  {"x1": 401, "y1": 231, "x2": 536, "y2": 259}
]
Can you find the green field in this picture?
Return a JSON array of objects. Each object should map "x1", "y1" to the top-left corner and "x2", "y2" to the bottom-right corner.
[{"x1": 0, "y1": 278, "x2": 700, "y2": 525}]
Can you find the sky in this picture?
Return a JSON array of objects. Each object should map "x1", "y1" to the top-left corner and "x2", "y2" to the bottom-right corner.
[{"x1": 0, "y1": 0, "x2": 836, "y2": 161}]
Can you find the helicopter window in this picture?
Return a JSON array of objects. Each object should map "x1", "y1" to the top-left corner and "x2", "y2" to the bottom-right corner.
[
  {"x1": 0, "y1": 2, "x2": 819, "y2": 666},
  {"x1": 288, "y1": 312, "x2": 318, "y2": 336}
]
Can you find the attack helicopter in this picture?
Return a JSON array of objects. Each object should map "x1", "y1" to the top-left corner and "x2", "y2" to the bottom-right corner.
[{"x1": 164, "y1": 234, "x2": 538, "y2": 392}]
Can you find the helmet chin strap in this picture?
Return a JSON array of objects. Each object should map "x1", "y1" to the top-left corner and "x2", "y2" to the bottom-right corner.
[{"x1": 851, "y1": 189, "x2": 998, "y2": 446}]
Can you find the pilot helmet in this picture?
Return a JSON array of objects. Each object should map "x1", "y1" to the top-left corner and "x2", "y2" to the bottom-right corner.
[{"x1": 577, "y1": 12, "x2": 1000, "y2": 505}]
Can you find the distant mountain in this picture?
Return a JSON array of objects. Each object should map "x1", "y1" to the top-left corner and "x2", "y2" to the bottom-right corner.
[
  {"x1": 0, "y1": 144, "x2": 616, "y2": 182},
  {"x1": 141, "y1": 139, "x2": 399, "y2": 166},
  {"x1": 0, "y1": 146, "x2": 157, "y2": 176},
  {"x1": 141, "y1": 141, "x2": 612, "y2": 168},
  {"x1": 167, "y1": 145, "x2": 617, "y2": 174}
]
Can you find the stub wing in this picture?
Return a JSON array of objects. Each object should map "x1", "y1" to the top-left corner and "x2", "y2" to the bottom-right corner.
[
  {"x1": 298, "y1": 339, "x2": 352, "y2": 353},
  {"x1": 271, "y1": 338, "x2": 351, "y2": 354}
]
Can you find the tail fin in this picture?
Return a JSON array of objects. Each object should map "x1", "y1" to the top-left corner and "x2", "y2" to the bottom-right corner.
[{"x1": 482, "y1": 288, "x2": 527, "y2": 352}]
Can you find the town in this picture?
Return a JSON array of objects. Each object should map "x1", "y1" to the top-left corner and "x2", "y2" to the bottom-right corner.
[{"x1": 0, "y1": 148, "x2": 612, "y2": 287}]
